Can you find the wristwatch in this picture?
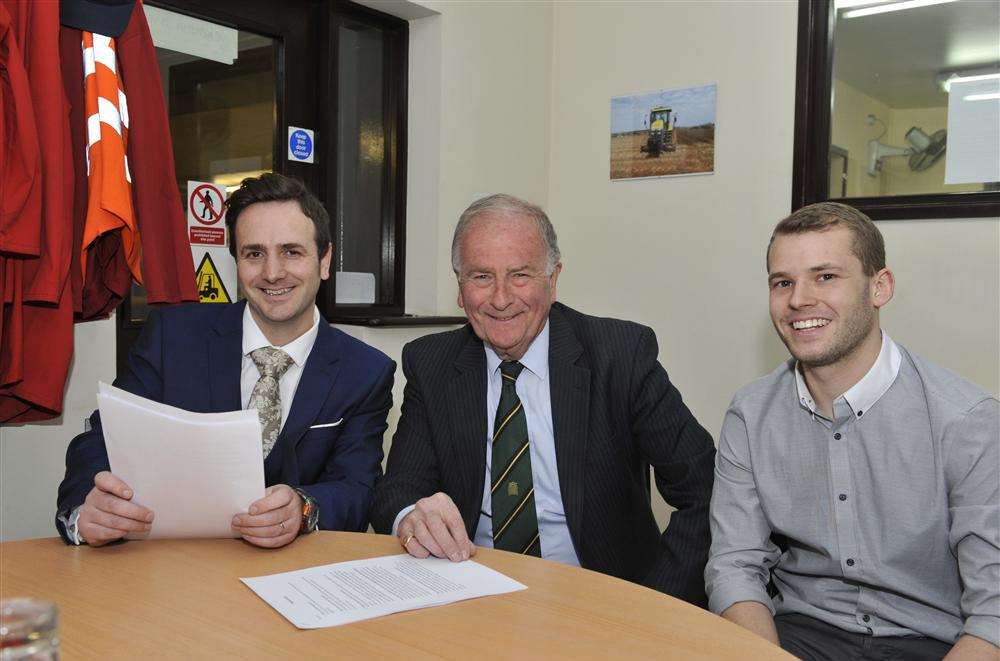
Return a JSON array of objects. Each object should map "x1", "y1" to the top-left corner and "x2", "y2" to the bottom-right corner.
[{"x1": 292, "y1": 488, "x2": 319, "y2": 534}]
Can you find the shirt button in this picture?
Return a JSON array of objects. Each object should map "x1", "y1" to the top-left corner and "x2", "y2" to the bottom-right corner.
[
  {"x1": 839, "y1": 494, "x2": 847, "y2": 501},
  {"x1": 866, "y1": 627, "x2": 873, "y2": 635},
  {"x1": 857, "y1": 410, "x2": 864, "y2": 417},
  {"x1": 863, "y1": 614, "x2": 871, "y2": 622},
  {"x1": 846, "y1": 558, "x2": 855, "y2": 566},
  {"x1": 834, "y1": 433, "x2": 842, "y2": 440}
]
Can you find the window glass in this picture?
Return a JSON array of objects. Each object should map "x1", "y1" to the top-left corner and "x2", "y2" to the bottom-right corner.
[
  {"x1": 334, "y1": 21, "x2": 388, "y2": 307},
  {"x1": 830, "y1": 0, "x2": 999, "y2": 199}
]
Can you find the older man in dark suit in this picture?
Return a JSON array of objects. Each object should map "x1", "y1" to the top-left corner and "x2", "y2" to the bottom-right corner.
[{"x1": 371, "y1": 194, "x2": 715, "y2": 605}]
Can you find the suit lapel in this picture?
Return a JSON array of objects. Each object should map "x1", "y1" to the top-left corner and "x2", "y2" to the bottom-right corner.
[
  {"x1": 446, "y1": 329, "x2": 488, "y2": 529},
  {"x1": 548, "y1": 305, "x2": 589, "y2": 545},
  {"x1": 281, "y1": 321, "x2": 342, "y2": 452},
  {"x1": 208, "y1": 301, "x2": 245, "y2": 413}
]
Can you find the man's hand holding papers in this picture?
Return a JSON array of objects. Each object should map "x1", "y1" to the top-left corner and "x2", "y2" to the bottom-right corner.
[
  {"x1": 77, "y1": 471, "x2": 154, "y2": 546},
  {"x1": 231, "y1": 484, "x2": 303, "y2": 548}
]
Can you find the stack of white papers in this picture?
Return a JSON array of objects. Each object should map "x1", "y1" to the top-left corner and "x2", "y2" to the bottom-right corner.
[
  {"x1": 242, "y1": 554, "x2": 528, "y2": 628},
  {"x1": 97, "y1": 382, "x2": 265, "y2": 539}
]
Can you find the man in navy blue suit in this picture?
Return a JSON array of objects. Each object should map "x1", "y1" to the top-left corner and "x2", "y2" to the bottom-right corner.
[{"x1": 56, "y1": 173, "x2": 395, "y2": 548}]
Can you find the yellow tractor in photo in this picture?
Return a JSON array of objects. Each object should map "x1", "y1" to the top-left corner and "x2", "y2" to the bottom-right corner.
[{"x1": 640, "y1": 106, "x2": 676, "y2": 157}]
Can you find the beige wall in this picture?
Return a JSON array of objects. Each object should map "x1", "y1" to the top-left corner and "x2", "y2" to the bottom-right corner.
[
  {"x1": 3, "y1": 0, "x2": 998, "y2": 541},
  {"x1": 831, "y1": 79, "x2": 890, "y2": 197},
  {"x1": 427, "y1": 0, "x2": 554, "y2": 314},
  {"x1": 548, "y1": 1, "x2": 800, "y2": 434}
]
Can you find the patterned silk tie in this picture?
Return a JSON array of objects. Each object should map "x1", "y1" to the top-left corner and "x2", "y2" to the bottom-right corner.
[
  {"x1": 248, "y1": 347, "x2": 294, "y2": 458},
  {"x1": 491, "y1": 361, "x2": 541, "y2": 556}
]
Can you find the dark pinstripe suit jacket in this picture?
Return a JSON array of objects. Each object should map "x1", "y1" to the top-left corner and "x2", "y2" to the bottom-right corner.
[{"x1": 371, "y1": 302, "x2": 716, "y2": 606}]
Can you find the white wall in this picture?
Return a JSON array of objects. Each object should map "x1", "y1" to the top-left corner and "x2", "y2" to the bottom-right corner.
[
  {"x1": 422, "y1": 0, "x2": 554, "y2": 314},
  {"x1": 548, "y1": 1, "x2": 800, "y2": 435},
  {"x1": 3, "y1": 0, "x2": 997, "y2": 541},
  {"x1": 1, "y1": 318, "x2": 117, "y2": 540}
]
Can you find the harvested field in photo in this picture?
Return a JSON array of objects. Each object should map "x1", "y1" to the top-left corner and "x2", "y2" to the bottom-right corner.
[{"x1": 610, "y1": 126, "x2": 715, "y2": 180}]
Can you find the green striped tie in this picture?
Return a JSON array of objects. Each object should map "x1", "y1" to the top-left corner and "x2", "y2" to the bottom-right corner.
[{"x1": 491, "y1": 361, "x2": 541, "y2": 557}]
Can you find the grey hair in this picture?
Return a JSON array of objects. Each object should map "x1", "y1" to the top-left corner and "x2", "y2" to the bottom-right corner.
[{"x1": 451, "y1": 193, "x2": 561, "y2": 275}]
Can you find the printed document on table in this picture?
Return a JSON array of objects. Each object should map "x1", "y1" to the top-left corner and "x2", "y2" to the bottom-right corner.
[
  {"x1": 97, "y1": 382, "x2": 265, "y2": 539},
  {"x1": 241, "y1": 554, "x2": 527, "y2": 628}
]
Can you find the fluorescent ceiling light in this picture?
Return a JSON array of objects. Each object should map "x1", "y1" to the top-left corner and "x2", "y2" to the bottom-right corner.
[
  {"x1": 941, "y1": 72, "x2": 1000, "y2": 93},
  {"x1": 964, "y1": 92, "x2": 1000, "y2": 101},
  {"x1": 834, "y1": 0, "x2": 892, "y2": 9},
  {"x1": 843, "y1": 0, "x2": 958, "y2": 19}
]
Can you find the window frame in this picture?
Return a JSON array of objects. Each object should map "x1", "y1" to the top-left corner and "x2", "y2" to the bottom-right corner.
[
  {"x1": 318, "y1": 1, "x2": 409, "y2": 321},
  {"x1": 117, "y1": 0, "x2": 428, "y2": 375},
  {"x1": 792, "y1": 0, "x2": 1000, "y2": 220}
]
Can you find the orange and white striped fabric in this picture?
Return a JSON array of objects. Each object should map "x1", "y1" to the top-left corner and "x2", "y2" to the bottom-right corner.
[{"x1": 81, "y1": 31, "x2": 142, "y2": 284}]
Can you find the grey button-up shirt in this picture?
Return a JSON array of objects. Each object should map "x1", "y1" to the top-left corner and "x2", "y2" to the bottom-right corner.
[{"x1": 706, "y1": 333, "x2": 999, "y2": 647}]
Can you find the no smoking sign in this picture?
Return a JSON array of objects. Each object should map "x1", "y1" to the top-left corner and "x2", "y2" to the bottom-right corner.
[{"x1": 186, "y1": 181, "x2": 227, "y2": 245}]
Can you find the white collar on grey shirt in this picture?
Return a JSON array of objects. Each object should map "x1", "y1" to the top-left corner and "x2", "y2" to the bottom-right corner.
[
  {"x1": 795, "y1": 331, "x2": 902, "y2": 418},
  {"x1": 485, "y1": 319, "x2": 550, "y2": 381},
  {"x1": 241, "y1": 305, "x2": 321, "y2": 366}
]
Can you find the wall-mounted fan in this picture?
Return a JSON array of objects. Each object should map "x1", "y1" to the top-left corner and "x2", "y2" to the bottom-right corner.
[{"x1": 867, "y1": 124, "x2": 947, "y2": 176}]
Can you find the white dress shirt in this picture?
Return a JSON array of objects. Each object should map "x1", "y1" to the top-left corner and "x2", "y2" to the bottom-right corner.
[
  {"x1": 794, "y1": 331, "x2": 901, "y2": 421},
  {"x1": 393, "y1": 321, "x2": 580, "y2": 566}
]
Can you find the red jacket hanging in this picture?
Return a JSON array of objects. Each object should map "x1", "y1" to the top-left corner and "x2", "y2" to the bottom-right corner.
[
  {"x1": 116, "y1": 0, "x2": 196, "y2": 305},
  {"x1": 0, "y1": 0, "x2": 74, "y2": 422}
]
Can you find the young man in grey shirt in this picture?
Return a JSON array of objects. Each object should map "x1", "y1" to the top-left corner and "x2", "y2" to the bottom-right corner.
[{"x1": 705, "y1": 202, "x2": 998, "y2": 660}]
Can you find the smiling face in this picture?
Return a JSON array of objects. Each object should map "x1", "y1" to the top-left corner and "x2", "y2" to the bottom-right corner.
[
  {"x1": 234, "y1": 200, "x2": 331, "y2": 346},
  {"x1": 456, "y1": 214, "x2": 561, "y2": 361},
  {"x1": 767, "y1": 226, "x2": 891, "y2": 370}
]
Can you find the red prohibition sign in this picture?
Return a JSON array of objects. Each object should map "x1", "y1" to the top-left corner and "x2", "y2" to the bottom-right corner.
[{"x1": 190, "y1": 184, "x2": 224, "y2": 225}]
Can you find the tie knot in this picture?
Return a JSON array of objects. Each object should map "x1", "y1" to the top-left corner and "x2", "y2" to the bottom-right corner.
[
  {"x1": 499, "y1": 360, "x2": 525, "y2": 382},
  {"x1": 250, "y1": 347, "x2": 294, "y2": 379}
]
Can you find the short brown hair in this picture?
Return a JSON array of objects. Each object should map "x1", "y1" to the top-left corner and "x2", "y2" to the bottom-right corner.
[
  {"x1": 767, "y1": 202, "x2": 885, "y2": 276},
  {"x1": 224, "y1": 173, "x2": 332, "y2": 258}
]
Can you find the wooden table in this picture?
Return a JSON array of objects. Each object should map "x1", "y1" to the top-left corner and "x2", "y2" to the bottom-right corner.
[{"x1": 1, "y1": 532, "x2": 792, "y2": 659}]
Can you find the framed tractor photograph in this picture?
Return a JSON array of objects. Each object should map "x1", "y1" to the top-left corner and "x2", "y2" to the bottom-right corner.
[{"x1": 610, "y1": 83, "x2": 716, "y2": 181}]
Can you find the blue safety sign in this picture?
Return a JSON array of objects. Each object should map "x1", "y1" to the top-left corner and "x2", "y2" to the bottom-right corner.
[{"x1": 287, "y1": 127, "x2": 315, "y2": 163}]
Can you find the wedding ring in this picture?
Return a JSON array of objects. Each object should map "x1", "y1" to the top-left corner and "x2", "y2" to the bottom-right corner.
[
  {"x1": 279, "y1": 520, "x2": 286, "y2": 532},
  {"x1": 401, "y1": 533, "x2": 415, "y2": 548}
]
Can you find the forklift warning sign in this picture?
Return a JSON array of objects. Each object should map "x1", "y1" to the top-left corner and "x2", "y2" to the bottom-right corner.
[{"x1": 196, "y1": 253, "x2": 232, "y2": 303}]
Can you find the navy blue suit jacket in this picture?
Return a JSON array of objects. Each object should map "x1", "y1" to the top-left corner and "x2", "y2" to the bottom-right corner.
[{"x1": 56, "y1": 301, "x2": 395, "y2": 541}]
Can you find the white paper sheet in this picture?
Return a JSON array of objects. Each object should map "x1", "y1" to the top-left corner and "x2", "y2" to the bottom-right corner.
[
  {"x1": 97, "y1": 382, "x2": 265, "y2": 539},
  {"x1": 944, "y1": 78, "x2": 1000, "y2": 185},
  {"x1": 241, "y1": 554, "x2": 527, "y2": 628}
]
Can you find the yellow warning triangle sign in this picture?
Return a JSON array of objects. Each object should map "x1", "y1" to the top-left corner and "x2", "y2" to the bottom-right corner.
[{"x1": 195, "y1": 253, "x2": 232, "y2": 304}]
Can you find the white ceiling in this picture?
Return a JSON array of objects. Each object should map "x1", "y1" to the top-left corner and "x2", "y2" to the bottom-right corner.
[{"x1": 832, "y1": 0, "x2": 1000, "y2": 108}]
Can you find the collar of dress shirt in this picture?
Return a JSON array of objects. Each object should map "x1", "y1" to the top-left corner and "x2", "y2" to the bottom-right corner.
[
  {"x1": 484, "y1": 319, "x2": 550, "y2": 381},
  {"x1": 794, "y1": 331, "x2": 902, "y2": 417},
  {"x1": 241, "y1": 305, "x2": 321, "y2": 367}
]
